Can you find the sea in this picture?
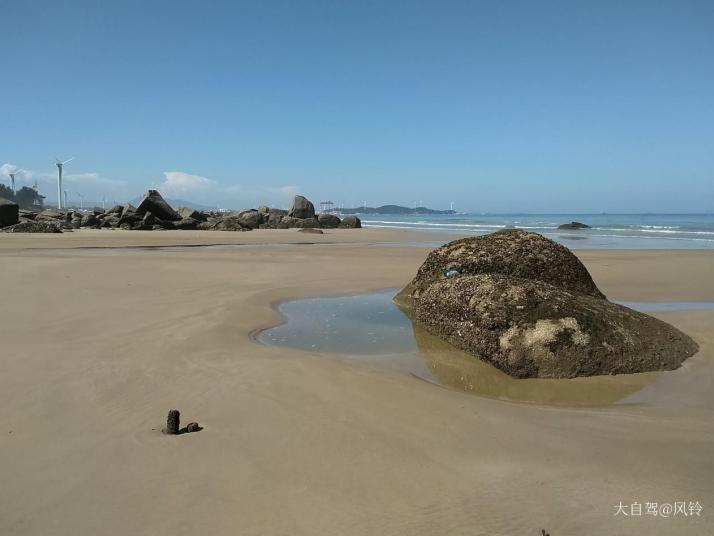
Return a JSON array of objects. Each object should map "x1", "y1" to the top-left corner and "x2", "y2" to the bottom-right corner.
[{"x1": 358, "y1": 213, "x2": 714, "y2": 249}]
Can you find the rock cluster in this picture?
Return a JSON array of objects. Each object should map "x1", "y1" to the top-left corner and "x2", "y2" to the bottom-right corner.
[
  {"x1": 396, "y1": 229, "x2": 698, "y2": 378},
  {"x1": 162, "y1": 409, "x2": 202, "y2": 435},
  {"x1": 0, "y1": 191, "x2": 362, "y2": 233}
]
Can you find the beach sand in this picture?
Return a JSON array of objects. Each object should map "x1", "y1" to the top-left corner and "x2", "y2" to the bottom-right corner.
[{"x1": 1, "y1": 228, "x2": 712, "y2": 535}]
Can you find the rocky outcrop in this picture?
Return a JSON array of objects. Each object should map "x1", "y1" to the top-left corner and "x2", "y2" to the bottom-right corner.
[
  {"x1": 558, "y1": 221, "x2": 590, "y2": 230},
  {"x1": 3, "y1": 221, "x2": 63, "y2": 233},
  {"x1": 288, "y1": 195, "x2": 315, "y2": 219},
  {"x1": 397, "y1": 230, "x2": 698, "y2": 378},
  {"x1": 136, "y1": 190, "x2": 182, "y2": 221},
  {"x1": 338, "y1": 215, "x2": 361, "y2": 228},
  {"x1": 0, "y1": 198, "x2": 19, "y2": 227}
]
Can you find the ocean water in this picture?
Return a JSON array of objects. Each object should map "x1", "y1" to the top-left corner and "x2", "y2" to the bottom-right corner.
[{"x1": 358, "y1": 213, "x2": 714, "y2": 249}]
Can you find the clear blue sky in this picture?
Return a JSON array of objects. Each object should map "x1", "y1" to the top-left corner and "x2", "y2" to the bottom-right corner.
[{"x1": 1, "y1": 0, "x2": 713, "y2": 212}]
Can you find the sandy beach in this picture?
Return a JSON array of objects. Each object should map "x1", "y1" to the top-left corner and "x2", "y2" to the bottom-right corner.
[{"x1": 1, "y1": 228, "x2": 713, "y2": 536}]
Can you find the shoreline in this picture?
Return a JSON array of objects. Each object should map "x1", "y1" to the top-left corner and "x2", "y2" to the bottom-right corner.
[{"x1": 1, "y1": 228, "x2": 713, "y2": 535}]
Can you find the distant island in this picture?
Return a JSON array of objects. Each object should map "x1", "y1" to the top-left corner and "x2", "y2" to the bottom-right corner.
[{"x1": 338, "y1": 205, "x2": 455, "y2": 215}]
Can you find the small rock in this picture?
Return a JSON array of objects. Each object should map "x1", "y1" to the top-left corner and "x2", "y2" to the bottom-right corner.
[{"x1": 186, "y1": 422, "x2": 202, "y2": 433}]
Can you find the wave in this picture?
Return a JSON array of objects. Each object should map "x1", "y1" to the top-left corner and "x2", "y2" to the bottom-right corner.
[{"x1": 361, "y1": 222, "x2": 714, "y2": 242}]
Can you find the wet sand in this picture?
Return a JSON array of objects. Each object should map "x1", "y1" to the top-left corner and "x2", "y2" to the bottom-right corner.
[{"x1": 1, "y1": 228, "x2": 713, "y2": 535}]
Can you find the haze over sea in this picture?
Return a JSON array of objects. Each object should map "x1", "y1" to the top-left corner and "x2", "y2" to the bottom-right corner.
[{"x1": 359, "y1": 213, "x2": 714, "y2": 249}]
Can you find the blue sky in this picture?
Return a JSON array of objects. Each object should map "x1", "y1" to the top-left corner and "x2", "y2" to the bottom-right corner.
[{"x1": 1, "y1": 0, "x2": 713, "y2": 212}]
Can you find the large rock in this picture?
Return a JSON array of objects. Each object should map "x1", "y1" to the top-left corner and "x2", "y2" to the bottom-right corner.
[
  {"x1": 294, "y1": 217, "x2": 320, "y2": 229},
  {"x1": 3, "y1": 221, "x2": 63, "y2": 233},
  {"x1": 287, "y1": 195, "x2": 315, "y2": 219},
  {"x1": 36, "y1": 209, "x2": 67, "y2": 221},
  {"x1": 278, "y1": 216, "x2": 300, "y2": 229},
  {"x1": 317, "y1": 213, "x2": 341, "y2": 228},
  {"x1": 136, "y1": 190, "x2": 181, "y2": 221},
  {"x1": 235, "y1": 209, "x2": 263, "y2": 229},
  {"x1": 0, "y1": 198, "x2": 19, "y2": 227},
  {"x1": 18, "y1": 209, "x2": 38, "y2": 220},
  {"x1": 265, "y1": 208, "x2": 288, "y2": 227},
  {"x1": 338, "y1": 215, "x2": 362, "y2": 228},
  {"x1": 396, "y1": 230, "x2": 698, "y2": 378},
  {"x1": 177, "y1": 206, "x2": 207, "y2": 221},
  {"x1": 203, "y1": 216, "x2": 251, "y2": 231},
  {"x1": 174, "y1": 217, "x2": 200, "y2": 230},
  {"x1": 558, "y1": 221, "x2": 590, "y2": 230},
  {"x1": 82, "y1": 213, "x2": 100, "y2": 228}
]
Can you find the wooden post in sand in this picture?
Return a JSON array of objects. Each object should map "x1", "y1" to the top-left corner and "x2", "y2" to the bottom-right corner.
[{"x1": 164, "y1": 409, "x2": 180, "y2": 435}]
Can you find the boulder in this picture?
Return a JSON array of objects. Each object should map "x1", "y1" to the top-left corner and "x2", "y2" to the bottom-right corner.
[
  {"x1": 257, "y1": 205, "x2": 270, "y2": 214},
  {"x1": 18, "y1": 209, "x2": 37, "y2": 220},
  {"x1": 2, "y1": 221, "x2": 63, "y2": 233},
  {"x1": 317, "y1": 213, "x2": 341, "y2": 228},
  {"x1": 210, "y1": 216, "x2": 250, "y2": 231},
  {"x1": 142, "y1": 212, "x2": 156, "y2": 226},
  {"x1": 278, "y1": 216, "x2": 300, "y2": 229},
  {"x1": 136, "y1": 190, "x2": 181, "y2": 221},
  {"x1": 153, "y1": 218, "x2": 175, "y2": 230},
  {"x1": 236, "y1": 209, "x2": 263, "y2": 229},
  {"x1": 118, "y1": 206, "x2": 142, "y2": 226},
  {"x1": 106, "y1": 204, "x2": 123, "y2": 215},
  {"x1": 121, "y1": 203, "x2": 137, "y2": 217},
  {"x1": 396, "y1": 230, "x2": 698, "y2": 378},
  {"x1": 177, "y1": 206, "x2": 207, "y2": 221},
  {"x1": 101, "y1": 216, "x2": 120, "y2": 228},
  {"x1": 174, "y1": 217, "x2": 200, "y2": 230},
  {"x1": 266, "y1": 208, "x2": 288, "y2": 227},
  {"x1": 0, "y1": 198, "x2": 19, "y2": 227},
  {"x1": 36, "y1": 209, "x2": 67, "y2": 221},
  {"x1": 338, "y1": 215, "x2": 362, "y2": 228},
  {"x1": 287, "y1": 195, "x2": 315, "y2": 219},
  {"x1": 82, "y1": 213, "x2": 100, "y2": 228},
  {"x1": 558, "y1": 221, "x2": 590, "y2": 230},
  {"x1": 294, "y1": 217, "x2": 320, "y2": 229},
  {"x1": 70, "y1": 213, "x2": 83, "y2": 229}
]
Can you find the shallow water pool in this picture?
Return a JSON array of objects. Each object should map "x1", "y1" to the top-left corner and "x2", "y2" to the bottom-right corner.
[{"x1": 257, "y1": 290, "x2": 712, "y2": 406}]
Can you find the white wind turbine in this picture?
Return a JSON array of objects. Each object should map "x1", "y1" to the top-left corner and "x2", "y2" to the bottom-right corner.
[
  {"x1": 55, "y1": 157, "x2": 74, "y2": 209},
  {"x1": 8, "y1": 172, "x2": 16, "y2": 195},
  {"x1": 75, "y1": 191, "x2": 84, "y2": 210}
]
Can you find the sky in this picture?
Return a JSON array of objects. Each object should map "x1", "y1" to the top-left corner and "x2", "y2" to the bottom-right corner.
[{"x1": 1, "y1": 0, "x2": 713, "y2": 212}]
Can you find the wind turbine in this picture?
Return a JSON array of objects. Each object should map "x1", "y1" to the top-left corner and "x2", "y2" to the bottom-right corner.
[
  {"x1": 76, "y1": 191, "x2": 84, "y2": 210},
  {"x1": 9, "y1": 173, "x2": 16, "y2": 195},
  {"x1": 55, "y1": 157, "x2": 74, "y2": 209}
]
